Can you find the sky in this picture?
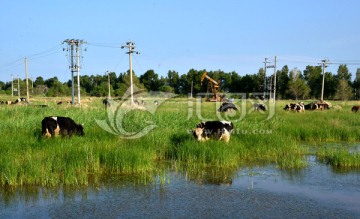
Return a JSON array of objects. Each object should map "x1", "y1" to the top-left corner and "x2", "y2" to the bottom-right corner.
[{"x1": 1, "y1": 0, "x2": 360, "y2": 83}]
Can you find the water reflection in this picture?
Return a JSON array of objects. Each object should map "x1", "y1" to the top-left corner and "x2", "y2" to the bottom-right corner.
[{"x1": 1, "y1": 157, "x2": 360, "y2": 218}]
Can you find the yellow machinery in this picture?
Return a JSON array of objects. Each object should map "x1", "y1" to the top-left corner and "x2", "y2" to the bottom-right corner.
[{"x1": 200, "y1": 71, "x2": 222, "y2": 102}]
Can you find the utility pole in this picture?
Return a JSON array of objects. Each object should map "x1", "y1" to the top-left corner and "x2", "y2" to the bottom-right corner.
[
  {"x1": 121, "y1": 41, "x2": 140, "y2": 105},
  {"x1": 263, "y1": 58, "x2": 270, "y2": 100},
  {"x1": 266, "y1": 56, "x2": 277, "y2": 103},
  {"x1": 319, "y1": 58, "x2": 330, "y2": 102},
  {"x1": 273, "y1": 56, "x2": 277, "y2": 104},
  {"x1": 63, "y1": 39, "x2": 86, "y2": 106},
  {"x1": 191, "y1": 80, "x2": 193, "y2": 98},
  {"x1": 25, "y1": 57, "x2": 30, "y2": 102}
]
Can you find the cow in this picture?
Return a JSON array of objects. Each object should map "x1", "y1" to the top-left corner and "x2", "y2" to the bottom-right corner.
[
  {"x1": 351, "y1": 106, "x2": 360, "y2": 112},
  {"x1": 192, "y1": 121, "x2": 234, "y2": 143},
  {"x1": 304, "y1": 102, "x2": 319, "y2": 110},
  {"x1": 283, "y1": 103, "x2": 304, "y2": 112},
  {"x1": 253, "y1": 103, "x2": 266, "y2": 111},
  {"x1": 103, "y1": 98, "x2": 111, "y2": 108},
  {"x1": 42, "y1": 116, "x2": 84, "y2": 137},
  {"x1": 218, "y1": 102, "x2": 238, "y2": 112}
]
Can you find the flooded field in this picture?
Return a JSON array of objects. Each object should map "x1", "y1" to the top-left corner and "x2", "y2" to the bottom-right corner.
[{"x1": 1, "y1": 156, "x2": 359, "y2": 219}]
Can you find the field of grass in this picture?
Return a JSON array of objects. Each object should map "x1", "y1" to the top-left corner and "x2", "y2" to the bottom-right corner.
[{"x1": 0, "y1": 96, "x2": 359, "y2": 187}]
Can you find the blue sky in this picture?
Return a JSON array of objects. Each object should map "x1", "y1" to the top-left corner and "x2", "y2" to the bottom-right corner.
[{"x1": 1, "y1": 0, "x2": 360, "y2": 83}]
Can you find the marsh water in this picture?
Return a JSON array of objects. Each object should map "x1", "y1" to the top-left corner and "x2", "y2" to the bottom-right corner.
[{"x1": 1, "y1": 156, "x2": 360, "y2": 219}]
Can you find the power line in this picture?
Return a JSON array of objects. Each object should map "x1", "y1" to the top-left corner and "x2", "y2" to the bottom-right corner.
[{"x1": 87, "y1": 42, "x2": 122, "y2": 48}]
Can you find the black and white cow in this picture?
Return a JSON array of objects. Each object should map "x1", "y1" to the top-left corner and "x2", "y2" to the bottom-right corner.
[
  {"x1": 192, "y1": 121, "x2": 234, "y2": 143},
  {"x1": 218, "y1": 102, "x2": 238, "y2": 112},
  {"x1": 42, "y1": 116, "x2": 84, "y2": 137},
  {"x1": 253, "y1": 103, "x2": 266, "y2": 111},
  {"x1": 283, "y1": 103, "x2": 304, "y2": 112},
  {"x1": 102, "y1": 98, "x2": 111, "y2": 108}
]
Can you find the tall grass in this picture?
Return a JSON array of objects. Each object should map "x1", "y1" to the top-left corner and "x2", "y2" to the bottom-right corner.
[{"x1": 0, "y1": 97, "x2": 359, "y2": 187}]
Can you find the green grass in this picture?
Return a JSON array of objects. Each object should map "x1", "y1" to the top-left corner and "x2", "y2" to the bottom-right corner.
[{"x1": 0, "y1": 97, "x2": 359, "y2": 187}]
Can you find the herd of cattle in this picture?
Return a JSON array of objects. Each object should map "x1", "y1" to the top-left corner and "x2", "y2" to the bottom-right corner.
[
  {"x1": 1, "y1": 97, "x2": 360, "y2": 143},
  {"x1": 0, "y1": 97, "x2": 27, "y2": 105}
]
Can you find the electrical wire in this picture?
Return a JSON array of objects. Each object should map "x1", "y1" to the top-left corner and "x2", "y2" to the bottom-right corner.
[{"x1": 87, "y1": 42, "x2": 122, "y2": 48}]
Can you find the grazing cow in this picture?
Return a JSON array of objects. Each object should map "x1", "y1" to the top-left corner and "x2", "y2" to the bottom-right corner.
[
  {"x1": 218, "y1": 102, "x2": 238, "y2": 112},
  {"x1": 42, "y1": 116, "x2": 84, "y2": 137},
  {"x1": 303, "y1": 102, "x2": 319, "y2": 110},
  {"x1": 103, "y1": 98, "x2": 111, "y2": 108},
  {"x1": 57, "y1": 100, "x2": 72, "y2": 105},
  {"x1": 253, "y1": 103, "x2": 266, "y2": 111},
  {"x1": 351, "y1": 106, "x2": 360, "y2": 112},
  {"x1": 317, "y1": 103, "x2": 330, "y2": 110},
  {"x1": 192, "y1": 121, "x2": 234, "y2": 143},
  {"x1": 284, "y1": 103, "x2": 304, "y2": 112}
]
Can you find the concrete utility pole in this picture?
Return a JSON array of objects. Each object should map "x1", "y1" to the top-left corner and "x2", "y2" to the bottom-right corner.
[
  {"x1": 121, "y1": 41, "x2": 140, "y2": 105},
  {"x1": 266, "y1": 56, "x2": 277, "y2": 103},
  {"x1": 263, "y1": 58, "x2": 270, "y2": 99},
  {"x1": 319, "y1": 58, "x2": 330, "y2": 102},
  {"x1": 273, "y1": 56, "x2": 277, "y2": 103},
  {"x1": 63, "y1": 39, "x2": 86, "y2": 106},
  {"x1": 25, "y1": 57, "x2": 30, "y2": 102}
]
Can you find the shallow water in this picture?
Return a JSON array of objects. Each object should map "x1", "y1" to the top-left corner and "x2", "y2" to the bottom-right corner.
[{"x1": 1, "y1": 157, "x2": 359, "y2": 219}]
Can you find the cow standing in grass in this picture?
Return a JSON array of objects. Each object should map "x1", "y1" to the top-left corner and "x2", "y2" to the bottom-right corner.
[
  {"x1": 254, "y1": 103, "x2": 266, "y2": 111},
  {"x1": 352, "y1": 106, "x2": 360, "y2": 112},
  {"x1": 192, "y1": 121, "x2": 234, "y2": 143},
  {"x1": 218, "y1": 102, "x2": 238, "y2": 112},
  {"x1": 42, "y1": 116, "x2": 84, "y2": 137}
]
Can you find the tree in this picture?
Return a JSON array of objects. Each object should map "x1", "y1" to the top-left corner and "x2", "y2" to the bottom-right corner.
[
  {"x1": 335, "y1": 79, "x2": 353, "y2": 100},
  {"x1": 277, "y1": 65, "x2": 290, "y2": 99},
  {"x1": 287, "y1": 68, "x2": 310, "y2": 100},
  {"x1": 140, "y1": 69, "x2": 160, "y2": 91},
  {"x1": 304, "y1": 65, "x2": 322, "y2": 99},
  {"x1": 34, "y1": 76, "x2": 45, "y2": 87},
  {"x1": 337, "y1": 64, "x2": 351, "y2": 82},
  {"x1": 115, "y1": 71, "x2": 146, "y2": 97},
  {"x1": 353, "y1": 68, "x2": 360, "y2": 99},
  {"x1": 167, "y1": 70, "x2": 180, "y2": 93}
]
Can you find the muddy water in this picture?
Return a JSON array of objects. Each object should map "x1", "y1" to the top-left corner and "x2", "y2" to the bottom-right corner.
[{"x1": 1, "y1": 157, "x2": 360, "y2": 219}]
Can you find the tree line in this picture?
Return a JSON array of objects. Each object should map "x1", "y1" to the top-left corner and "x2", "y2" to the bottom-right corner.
[{"x1": 1, "y1": 64, "x2": 360, "y2": 100}]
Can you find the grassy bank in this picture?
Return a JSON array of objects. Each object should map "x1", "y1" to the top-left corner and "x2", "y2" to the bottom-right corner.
[{"x1": 0, "y1": 97, "x2": 359, "y2": 187}]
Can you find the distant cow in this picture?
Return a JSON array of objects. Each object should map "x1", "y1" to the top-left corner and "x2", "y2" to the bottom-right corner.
[
  {"x1": 284, "y1": 103, "x2": 304, "y2": 112},
  {"x1": 304, "y1": 102, "x2": 318, "y2": 110},
  {"x1": 192, "y1": 121, "x2": 234, "y2": 143},
  {"x1": 253, "y1": 103, "x2": 266, "y2": 111},
  {"x1": 42, "y1": 116, "x2": 84, "y2": 137},
  {"x1": 218, "y1": 102, "x2": 238, "y2": 112},
  {"x1": 351, "y1": 106, "x2": 360, "y2": 112},
  {"x1": 103, "y1": 98, "x2": 111, "y2": 108}
]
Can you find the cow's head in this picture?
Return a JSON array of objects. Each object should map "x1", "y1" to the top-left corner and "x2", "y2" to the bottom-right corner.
[
  {"x1": 192, "y1": 127, "x2": 205, "y2": 141},
  {"x1": 77, "y1": 124, "x2": 85, "y2": 136}
]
